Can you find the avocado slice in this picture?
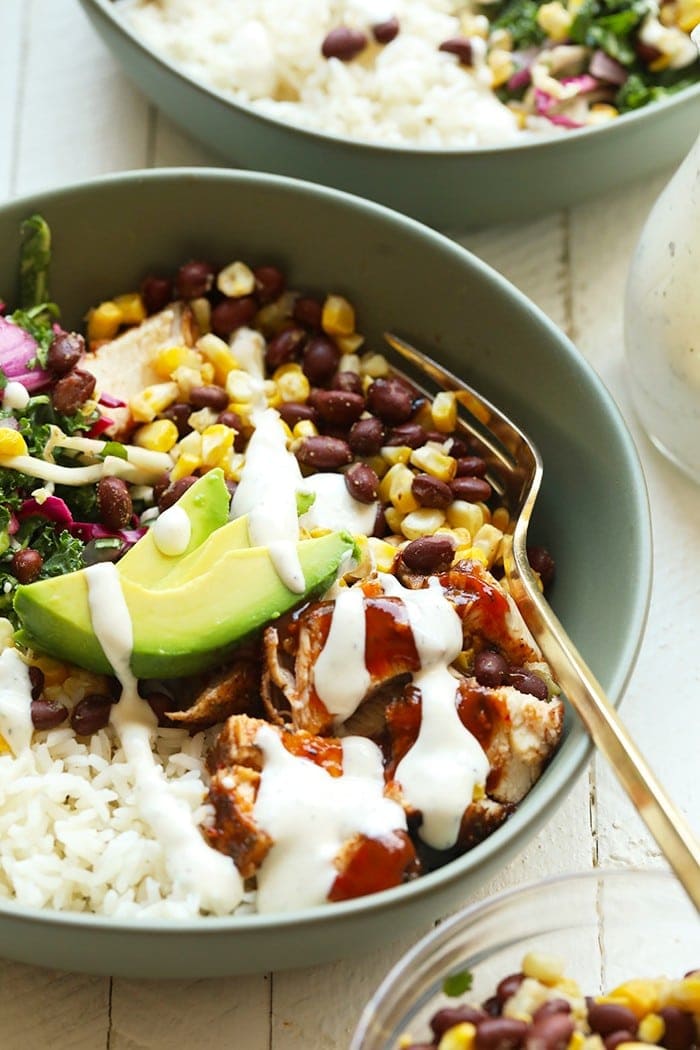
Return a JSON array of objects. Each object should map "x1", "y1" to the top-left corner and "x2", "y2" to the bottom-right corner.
[
  {"x1": 14, "y1": 531, "x2": 354, "y2": 678},
  {"x1": 119, "y1": 469, "x2": 231, "y2": 588}
]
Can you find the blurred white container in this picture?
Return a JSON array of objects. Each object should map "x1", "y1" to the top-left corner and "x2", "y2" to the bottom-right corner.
[{"x1": 625, "y1": 52, "x2": 700, "y2": 483}]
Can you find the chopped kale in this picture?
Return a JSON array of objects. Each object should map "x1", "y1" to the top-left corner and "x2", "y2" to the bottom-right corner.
[
  {"x1": 54, "y1": 480, "x2": 98, "y2": 522},
  {"x1": 569, "y1": 0, "x2": 653, "y2": 65},
  {"x1": 489, "y1": 0, "x2": 547, "y2": 48},
  {"x1": 616, "y1": 65, "x2": 700, "y2": 109},
  {"x1": 9, "y1": 302, "x2": 60, "y2": 369},
  {"x1": 0, "y1": 516, "x2": 84, "y2": 627},
  {"x1": 19, "y1": 214, "x2": 52, "y2": 311}
]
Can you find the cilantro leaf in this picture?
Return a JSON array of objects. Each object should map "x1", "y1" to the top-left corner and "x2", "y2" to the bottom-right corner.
[
  {"x1": 442, "y1": 970, "x2": 474, "y2": 997},
  {"x1": 490, "y1": 0, "x2": 547, "y2": 48},
  {"x1": 19, "y1": 214, "x2": 52, "y2": 311}
]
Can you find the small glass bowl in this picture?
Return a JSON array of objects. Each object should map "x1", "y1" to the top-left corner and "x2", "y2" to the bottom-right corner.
[{"x1": 350, "y1": 869, "x2": 700, "y2": 1050}]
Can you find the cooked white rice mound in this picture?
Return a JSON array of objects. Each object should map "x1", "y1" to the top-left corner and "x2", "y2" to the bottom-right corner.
[
  {"x1": 124, "y1": 0, "x2": 521, "y2": 147},
  {"x1": 0, "y1": 725, "x2": 227, "y2": 918}
]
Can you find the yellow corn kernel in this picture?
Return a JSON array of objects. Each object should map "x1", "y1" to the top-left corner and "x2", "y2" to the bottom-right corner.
[
  {"x1": 460, "y1": 11, "x2": 489, "y2": 36},
  {"x1": 649, "y1": 53, "x2": 672, "y2": 72},
  {"x1": 384, "y1": 506, "x2": 404, "y2": 534},
  {"x1": 338, "y1": 352, "x2": 361, "y2": 375},
  {"x1": 488, "y1": 48, "x2": 516, "y2": 88},
  {"x1": 490, "y1": 27, "x2": 514, "y2": 49},
  {"x1": 473, "y1": 523, "x2": 504, "y2": 565},
  {"x1": 0, "y1": 429, "x2": 28, "y2": 458},
  {"x1": 410, "y1": 445, "x2": 457, "y2": 482},
  {"x1": 197, "y1": 333, "x2": 240, "y2": 384},
  {"x1": 222, "y1": 451, "x2": 246, "y2": 482},
  {"x1": 200, "y1": 362, "x2": 215, "y2": 384},
  {"x1": 187, "y1": 407, "x2": 219, "y2": 433},
  {"x1": 274, "y1": 366, "x2": 311, "y2": 404},
  {"x1": 446, "y1": 500, "x2": 484, "y2": 534},
  {"x1": 133, "y1": 419, "x2": 179, "y2": 453},
  {"x1": 567, "y1": 1032, "x2": 586, "y2": 1050},
  {"x1": 201, "y1": 424, "x2": 234, "y2": 467},
  {"x1": 463, "y1": 545, "x2": 488, "y2": 567},
  {"x1": 322, "y1": 294, "x2": 355, "y2": 337},
  {"x1": 637, "y1": 1015, "x2": 664, "y2": 1044},
  {"x1": 86, "y1": 301, "x2": 122, "y2": 342},
  {"x1": 401, "y1": 508, "x2": 446, "y2": 540},
  {"x1": 588, "y1": 103, "x2": 619, "y2": 125},
  {"x1": 229, "y1": 402, "x2": 253, "y2": 427},
  {"x1": 492, "y1": 507, "x2": 511, "y2": 532},
  {"x1": 381, "y1": 445, "x2": 413, "y2": 467},
  {"x1": 360, "y1": 352, "x2": 390, "y2": 378},
  {"x1": 555, "y1": 977, "x2": 583, "y2": 998},
  {"x1": 365, "y1": 454, "x2": 389, "y2": 479},
  {"x1": 169, "y1": 454, "x2": 200, "y2": 482},
  {"x1": 606, "y1": 980, "x2": 665, "y2": 1018},
  {"x1": 292, "y1": 419, "x2": 319, "y2": 440},
  {"x1": 431, "y1": 391, "x2": 458, "y2": 433},
  {"x1": 335, "y1": 332, "x2": 365, "y2": 355},
  {"x1": 255, "y1": 291, "x2": 296, "y2": 337},
  {"x1": 677, "y1": 0, "x2": 700, "y2": 29},
  {"x1": 113, "y1": 292, "x2": 146, "y2": 326},
  {"x1": 379, "y1": 463, "x2": 419, "y2": 514},
  {"x1": 522, "y1": 952, "x2": 565, "y2": 985},
  {"x1": 278, "y1": 419, "x2": 293, "y2": 442},
  {"x1": 438, "y1": 1021, "x2": 477, "y2": 1050},
  {"x1": 367, "y1": 537, "x2": 398, "y2": 573},
  {"x1": 129, "y1": 381, "x2": 179, "y2": 423},
  {"x1": 154, "y1": 345, "x2": 202, "y2": 380},
  {"x1": 226, "y1": 369, "x2": 255, "y2": 403},
  {"x1": 666, "y1": 975, "x2": 700, "y2": 1012},
  {"x1": 437, "y1": 526, "x2": 470, "y2": 546},
  {"x1": 217, "y1": 260, "x2": 255, "y2": 298},
  {"x1": 190, "y1": 297, "x2": 211, "y2": 336},
  {"x1": 536, "y1": 1, "x2": 573, "y2": 40},
  {"x1": 0, "y1": 732, "x2": 11, "y2": 755},
  {"x1": 172, "y1": 366, "x2": 204, "y2": 399}
]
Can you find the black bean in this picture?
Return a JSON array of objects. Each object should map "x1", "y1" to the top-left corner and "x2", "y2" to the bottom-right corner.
[
  {"x1": 28, "y1": 665, "x2": 45, "y2": 700},
  {"x1": 456, "y1": 455, "x2": 488, "y2": 478},
  {"x1": 253, "y1": 265, "x2": 285, "y2": 303},
  {"x1": 373, "y1": 17, "x2": 400, "y2": 44},
  {"x1": 431, "y1": 1006, "x2": 486, "y2": 1040},
  {"x1": 475, "y1": 650, "x2": 509, "y2": 688},
  {"x1": 189, "y1": 385, "x2": 229, "y2": 412},
  {"x1": 526, "y1": 1013, "x2": 575, "y2": 1050},
  {"x1": 386, "y1": 422, "x2": 428, "y2": 449},
  {"x1": 295, "y1": 436, "x2": 352, "y2": 471},
  {"x1": 218, "y1": 410, "x2": 247, "y2": 451},
  {"x1": 587, "y1": 1003, "x2": 639, "y2": 1037},
  {"x1": 330, "y1": 370, "x2": 363, "y2": 395},
  {"x1": 265, "y1": 327, "x2": 307, "y2": 371},
  {"x1": 322, "y1": 25, "x2": 368, "y2": 60},
  {"x1": 401, "y1": 535, "x2": 455, "y2": 575},
  {"x1": 367, "y1": 378, "x2": 414, "y2": 424},
  {"x1": 11, "y1": 548, "x2": 43, "y2": 584},
  {"x1": 411, "y1": 473, "x2": 453, "y2": 509},
  {"x1": 372, "y1": 505, "x2": 388, "y2": 539},
  {"x1": 532, "y1": 1001, "x2": 571, "y2": 1021},
  {"x1": 496, "y1": 973, "x2": 525, "y2": 1005},
  {"x1": 659, "y1": 1007, "x2": 696, "y2": 1050},
  {"x1": 475, "y1": 1017, "x2": 529, "y2": 1050},
  {"x1": 158, "y1": 475, "x2": 197, "y2": 513},
  {"x1": 439, "y1": 37, "x2": 473, "y2": 64},
  {"x1": 31, "y1": 698, "x2": 69, "y2": 731},
  {"x1": 302, "y1": 335, "x2": 341, "y2": 385},
  {"x1": 140, "y1": 274, "x2": 173, "y2": 315},
  {"x1": 313, "y1": 389, "x2": 366, "y2": 428},
  {"x1": 344, "y1": 463, "x2": 379, "y2": 503},
  {"x1": 163, "y1": 402, "x2": 193, "y2": 439},
  {"x1": 527, "y1": 546, "x2": 556, "y2": 590},
  {"x1": 97, "y1": 476, "x2": 133, "y2": 531},
  {"x1": 47, "y1": 331, "x2": 84, "y2": 375},
  {"x1": 278, "y1": 402, "x2": 317, "y2": 429},
  {"x1": 175, "y1": 260, "x2": 215, "y2": 299},
  {"x1": 211, "y1": 296, "x2": 257, "y2": 338},
  {"x1": 293, "y1": 296, "x2": 323, "y2": 329},
  {"x1": 146, "y1": 693, "x2": 176, "y2": 727},
  {"x1": 349, "y1": 416, "x2": 386, "y2": 456},
  {"x1": 71, "y1": 694, "x2": 114, "y2": 736},
  {"x1": 450, "y1": 476, "x2": 493, "y2": 503},
  {"x1": 52, "y1": 368, "x2": 96, "y2": 414},
  {"x1": 508, "y1": 669, "x2": 549, "y2": 701},
  {"x1": 604, "y1": 1031, "x2": 637, "y2": 1050}
]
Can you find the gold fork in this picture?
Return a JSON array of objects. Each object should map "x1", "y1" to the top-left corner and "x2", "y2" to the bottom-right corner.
[{"x1": 385, "y1": 331, "x2": 700, "y2": 911}]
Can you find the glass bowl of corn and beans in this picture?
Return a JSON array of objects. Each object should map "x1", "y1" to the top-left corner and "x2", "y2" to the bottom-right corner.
[{"x1": 350, "y1": 869, "x2": 700, "y2": 1050}]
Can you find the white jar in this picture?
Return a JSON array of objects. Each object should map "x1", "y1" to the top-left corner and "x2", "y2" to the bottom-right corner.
[{"x1": 624, "y1": 126, "x2": 700, "y2": 484}]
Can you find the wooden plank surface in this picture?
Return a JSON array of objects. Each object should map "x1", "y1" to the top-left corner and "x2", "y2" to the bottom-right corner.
[{"x1": 1, "y1": 3, "x2": 697, "y2": 1048}]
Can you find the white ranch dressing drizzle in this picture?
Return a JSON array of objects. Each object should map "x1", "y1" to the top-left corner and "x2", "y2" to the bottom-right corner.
[
  {"x1": 252, "y1": 726, "x2": 406, "y2": 912},
  {"x1": 85, "y1": 562, "x2": 244, "y2": 914},
  {"x1": 0, "y1": 647, "x2": 34, "y2": 755},
  {"x1": 3, "y1": 381, "x2": 30, "y2": 410},
  {"x1": 299, "y1": 472, "x2": 377, "y2": 535},
  {"x1": 380, "y1": 573, "x2": 490, "y2": 851},
  {"x1": 230, "y1": 408, "x2": 307, "y2": 593},
  {"x1": 313, "y1": 584, "x2": 370, "y2": 726},
  {"x1": 151, "y1": 503, "x2": 191, "y2": 557}
]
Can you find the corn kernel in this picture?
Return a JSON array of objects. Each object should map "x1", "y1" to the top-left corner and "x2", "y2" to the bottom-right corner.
[
  {"x1": 322, "y1": 294, "x2": 355, "y2": 337},
  {"x1": 666, "y1": 975, "x2": 700, "y2": 1012},
  {"x1": 384, "y1": 506, "x2": 404, "y2": 534},
  {"x1": 217, "y1": 260, "x2": 256, "y2": 298},
  {"x1": 336, "y1": 332, "x2": 365, "y2": 355},
  {"x1": 588, "y1": 104, "x2": 619, "y2": 125},
  {"x1": 0, "y1": 732, "x2": 11, "y2": 755},
  {"x1": 190, "y1": 297, "x2": 211, "y2": 335},
  {"x1": 197, "y1": 333, "x2": 240, "y2": 384},
  {"x1": 86, "y1": 301, "x2": 122, "y2": 342},
  {"x1": 360, "y1": 352, "x2": 390, "y2": 378},
  {"x1": 460, "y1": 12, "x2": 489, "y2": 37},
  {"x1": 381, "y1": 445, "x2": 412, "y2": 467},
  {"x1": 638, "y1": 1015, "x2": 664, "y2": 1043},
  {"x1": 133, "y1": 419, "x2": 179, "y2": 453},
  {"x1": 275, "y1": 368, "x2": 310, "y2": 404},
  {"x1": 608, "y1": 980, "x2": 664, "y2": 1018},
  {"x1": 0, "y1": 429, "x2": 28, "y2": 458},
  {"x1": 113, "y1": 292, "x2": 146, "y2": 326},
  {"x1": 649, "y1": 53, "x2": 672, "y2": 71},
  {"x1": 367, "y1": 537, "x2": 398, "y2": 573},
  {"x1": 129, "y1": 381, "x2": 179, "y2": 423},
  {"x1": 567, "y1": 1032, "x2": 586, "y2": 1050},
  {"x1": 255, "y1": 292, "x2": 296, "y2": 337},
  {"x1": 292, "y1": 419, "x2": 319, "y2": 440},
  {"x1": 379, "y1": 464, "x2": 418, "y2": 513},
  {"x1": 201, "y1": 424, "x2": 234, "y2": 467},
  {"x1": 223, "y1": 451, "x2": 246, "y2": 482},
  {"x1": 410, "y1": 445, "x2": 457, "y2": 482},
  {"x1": 473, "y1": 524, "x2": 503, "y2": 565},
  {"x1": 169, "y1": 454, "x2": 200, "y2": 482},
  {"x1": 677, "y1": 0, "x2": 700, "y2": 28},
  {"x1": 490, "y1": 27, "x2": 514, "y2": 49},
  {"x1": 492, "y1": 507, "x2": 511, "y2": 532},
  {"x1": 431, "y1": 391, "x2": 458, "y2": 432},
  {"x1": 172, "y1": 366, "x2": 204, "y2": 399},
  {"x1": 364, "y1": 454, "x2": 389, "y2": 479},
  {"x1": 188, "y1": 407, "x2": 219, "y2": 433},
  {"x1": 226, "y1": 369, "x2": 256, "y2": 403},
  {"x1": 401, "y1": 508, "x2": 446, "y2": 540},
  {"x1": 488, "y1": 48, "x2": 516, "y2": 88},
  {"x1": 200, "y1": 362, "x2": 215, "y2": 384},
  {"x1": 446, "y1": 501, "x2": 483, "y2": 533},
  {"x1": 338, "y1": 353, "x2": 361, "y2": 374},
  {"x1": 154, "y1": 345, "x2": 202, "y2": 379},
  {"x1": 278, "y1": 419, "x2": 293, "y2": 441},
  {"x1": 523, "y1": 952, "x2": 565, "y2": 985},
  {"x1": 438, "y1": 1021, "x2": 477, "y2": 1050},
  {"x1": 536, "y1": 1, "x2": 573, "y2": 40}
]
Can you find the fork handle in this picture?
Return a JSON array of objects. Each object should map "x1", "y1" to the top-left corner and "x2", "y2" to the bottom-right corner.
[{"x1": 513, "y1": 573, "x2": 700, "y2": 912}]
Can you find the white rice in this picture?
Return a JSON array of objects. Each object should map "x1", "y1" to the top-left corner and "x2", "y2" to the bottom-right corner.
[
  {"x1": 123, "y1": 0, "x2": 524, "y2": 147},
  {"x1": 0, "y1": 722, "x2": 245, "y2": 919}
]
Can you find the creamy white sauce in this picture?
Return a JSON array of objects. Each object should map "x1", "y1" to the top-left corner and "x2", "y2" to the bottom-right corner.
[
  {"x1": 253, "y1": 726, "x2": 406, "y2": 912},
  {"x1": 3, "y1": 381, "x2": 30, "y2": 411},
  {"x1": 230, "y1": 326, "x2": 266, "y2": 385},
  {"x1": 381, "y1": 573, "x2": 490, "y2": 850},
  {"x1": 313, "y1": 585, "x2": 370, "y2": 725},
  {"x1": 0, "y1": 647, "x2": 34, "y2": 755},
  {"x1": 230, "y1": 408, "x2": 307, "y2": 592},
  {"x1": 151, "y1": 503, "x2": 191, "y2": 556},
  {"x1": 85, "y1": 562, "x2": 244, "y2": 914},
  {"x1": 299, "y1": 472, "x2": 377, "y2": 535}
]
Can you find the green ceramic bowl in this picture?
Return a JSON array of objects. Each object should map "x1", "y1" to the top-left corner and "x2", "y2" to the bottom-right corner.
[
  {"x1": 78, "y1": 0, "x2": 700, "y2": 230},
  {"x1": 0, "y1": 169, "x2": 651, "y2": 977}
]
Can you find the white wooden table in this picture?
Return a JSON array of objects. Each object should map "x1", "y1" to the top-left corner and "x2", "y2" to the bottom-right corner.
[{"x1": 1, "y1": 3, "x2": 698, "y2": 1047}]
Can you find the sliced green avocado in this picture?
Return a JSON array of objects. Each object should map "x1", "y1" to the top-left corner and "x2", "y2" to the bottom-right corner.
[
  {"x1": 153, "y1": 514, "x2": 250, "y2": 590},
  {"x1": 14, "y1": 531, "x2": 354, "y2": 679},
  {"x1": 119, "y1": 469, "x2": 230, "y2": 588}
]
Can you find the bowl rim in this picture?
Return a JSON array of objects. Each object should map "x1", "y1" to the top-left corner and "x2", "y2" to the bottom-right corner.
[
  {"x1": 84, "y1": 0, "x2": 700, "y2": 158},
  {"x1": 350, "y1": 867, "x2": 695, "y2": 1048},
  {"x1": 0, "y1": 167, "x2": 652, "y2": 936}
]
